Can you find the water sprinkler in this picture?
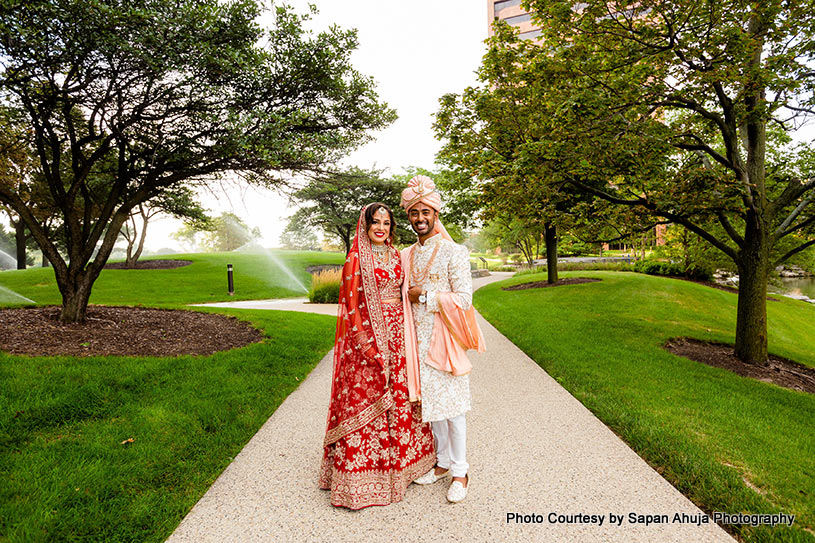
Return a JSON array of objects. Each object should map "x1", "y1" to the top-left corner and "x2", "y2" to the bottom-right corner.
[{"x1": 227, "y1": 264, "x2": 234, "y2": 296}]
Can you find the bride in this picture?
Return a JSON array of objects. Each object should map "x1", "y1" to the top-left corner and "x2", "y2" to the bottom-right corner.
[{"x1": 319, "y1": 203, "x2": 435, "y2": 509}]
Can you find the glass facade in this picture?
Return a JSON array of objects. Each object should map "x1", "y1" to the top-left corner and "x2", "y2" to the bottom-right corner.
[
  {"x1": 494, "y1": 0, "x2": 522, "y2": 17},
  {"x1": 503, "y1": 12, "x2": 532, "y2": 25}
]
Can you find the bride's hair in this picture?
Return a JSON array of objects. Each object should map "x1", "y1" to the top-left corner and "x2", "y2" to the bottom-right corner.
[{"x1": 364, "y1": 203, "x2": 395, "y2": 243}]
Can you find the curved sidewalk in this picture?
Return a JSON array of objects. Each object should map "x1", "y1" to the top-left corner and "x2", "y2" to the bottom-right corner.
[{"x1": 171, "y1": 274, "x2": 733, "y2": 543}]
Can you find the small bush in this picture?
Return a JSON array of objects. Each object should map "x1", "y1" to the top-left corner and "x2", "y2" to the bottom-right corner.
[
  {"x1": 488, "y1": 263, "x2": 518, "y2": 272},
  {"x1": 515, "y1": 262, "x2": 635, "y2": 276},
  {"x1": 632, "y1": 258, "x2": 712, "y2": 280},
  {"x1": 309, "y1": 269, "x2": 341, "y2": 303}
]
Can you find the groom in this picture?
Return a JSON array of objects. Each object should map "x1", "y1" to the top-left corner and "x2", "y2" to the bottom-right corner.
[{"x1": 399, "y1": 175, "x2": 485, "y2": 503}]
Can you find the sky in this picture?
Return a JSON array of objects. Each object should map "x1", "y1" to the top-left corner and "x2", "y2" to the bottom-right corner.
[{"x1": 144, "y1": 0, "x2": 490, "y2": 251}]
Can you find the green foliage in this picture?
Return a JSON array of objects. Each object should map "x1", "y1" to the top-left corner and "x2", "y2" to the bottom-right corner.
[
  {"x1": 0, "y1": 0, "x2": 395, "y2": 320},
  {"x1": 309, "y1": 282, "x2": 340, "y2": 304},
  {"x1": 652, "y1": 224, "x2": 731, "y2": 278},
  {"x1": 478, "y1": 218, "x2": 544, "y2": 264},
  {"x1": 487, "y1": 263, "x2": 517, "y2": 272},
  {"x1": 633, "y1": 259, "x2": 685, "y2": 278},
  {"x1": 515, "y1": 261, "x2": 635, "y2": 276},
  {"x1": 558, "y1": 234, "x2": 595, "y2": 257},
  {"x1": 477, "y1": 0, "x2": 815, "y2": 362},
  {"x1": 292, "y1": 167, "x2": 410, "y2": 253}
]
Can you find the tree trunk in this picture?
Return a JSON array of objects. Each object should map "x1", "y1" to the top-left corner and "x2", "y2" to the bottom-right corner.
[
  {"x1": 545, "y1": 222, "x2": 558, "y2": 284},
  {"x1": 15, "y1": 220, "x2": 26, "y2": 270},
  {"x1": 41, "y1": 253, "x2": 50, "y2": 267},
  {"x1": 125, "y1": 214, "x2": 149, "y2": 268},
  {"x1": 56, "y1": 272, "x2": 95, "y2": 323},
  {"x1": 734, "y1": 219, "x2": 769, "y2": 365}
]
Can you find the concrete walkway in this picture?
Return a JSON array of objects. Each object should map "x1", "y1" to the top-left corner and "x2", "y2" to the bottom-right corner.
[{"x1": 172, "y1": 274, "x2": 733, "y2": 543}]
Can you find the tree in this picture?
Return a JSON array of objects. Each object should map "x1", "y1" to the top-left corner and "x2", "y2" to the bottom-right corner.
[
  {"x1": 434, "y1": 23, "x2": 598, "y2": 283},
  {"x1": 279, "y1": 217, "x2": 320, "y2": 251},
  {"x1": 292, "y1": 167, "x2": 410, "y2": 253},
  {"x1": 519, "y1": 0, "x2": 815, "y2": 364},
  {"x1": 119, "y1": 187, "x2": 210, "y2": 268},
  {"x1": 202, "y1": 212, "x2": 259, "y2": 252},
  {"x1": 484, "y1": 216, "x2": 546, "y2": 265},
  {"x1": 0, "y1": 0, "x2": 396, "y2": 322}
]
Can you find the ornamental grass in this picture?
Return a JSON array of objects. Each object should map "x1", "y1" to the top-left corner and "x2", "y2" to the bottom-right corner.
[{"x1": 309, "y1": 268, "x2": 341, "y2": 303}]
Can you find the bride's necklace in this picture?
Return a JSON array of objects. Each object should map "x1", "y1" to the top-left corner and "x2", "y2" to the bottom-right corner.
[{"x1": 371, "y1": 243, "x2": 390, "y2": 265}]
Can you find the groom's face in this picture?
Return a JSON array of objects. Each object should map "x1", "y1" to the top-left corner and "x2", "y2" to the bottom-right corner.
[{"x1": 407, "y1": 203, "x2": 437, "y2": 237}]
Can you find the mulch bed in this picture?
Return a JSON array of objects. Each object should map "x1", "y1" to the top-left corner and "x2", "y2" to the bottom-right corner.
[
  {"x1": 104, "y1": 259, "x2": 192, "y2": 270},
  {"x1": 502, "y1": 277, "x2": 602, "y2": 291},
  {"x1": 0, "y1": 306, "x2": 264, "y2": 357},
  {"x1": 664, "y1": 337, "x2": 815, "y2": 394}
]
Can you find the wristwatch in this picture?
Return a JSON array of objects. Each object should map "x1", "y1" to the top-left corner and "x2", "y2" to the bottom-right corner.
[{"x1": 418, "y1": 291, "x2": 427, "y2": 304}]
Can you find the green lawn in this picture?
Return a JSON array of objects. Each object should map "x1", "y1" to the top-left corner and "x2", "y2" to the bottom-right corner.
[
  {"x1": 0, "y1": 250, "x2": 345, "y2": 307},
  {"x1": 0, "y1": 252, "x2": 340, "y2": 542},
  {"x1": 475, "y1": 271, "x2": 815, "y2": 543}
]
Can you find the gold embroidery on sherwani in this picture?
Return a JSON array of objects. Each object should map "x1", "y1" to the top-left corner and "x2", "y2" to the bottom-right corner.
[{"x1": 409, "y1": 235, "x2": 473, "y2": 423}]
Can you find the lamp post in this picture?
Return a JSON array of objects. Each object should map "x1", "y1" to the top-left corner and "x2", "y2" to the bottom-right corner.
[{"x1": 227, "y1": 264, "x2": 234, "y2": 296}]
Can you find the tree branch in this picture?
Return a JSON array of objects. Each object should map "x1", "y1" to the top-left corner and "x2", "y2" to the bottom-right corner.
[{"x1": 775, "y1": 238, "x2": 815, "y2": 267}]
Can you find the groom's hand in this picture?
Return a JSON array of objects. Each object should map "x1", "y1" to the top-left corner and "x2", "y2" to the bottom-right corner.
[{"x1": 408, "y1": 286, "x2": 422, "y2": 303}]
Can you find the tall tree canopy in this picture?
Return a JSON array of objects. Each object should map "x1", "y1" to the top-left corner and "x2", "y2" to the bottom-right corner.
[
  {"x1": 290, "y1": 167, "x2": 412, "y2": 253},
  {"x1": 483, "y1": 0, "x2": 815, "y2": 364},
  {"x1": 434, "y1": 24, "x2": 613, "y2": 282},
  {"x1": 0, "y1": 0, "x2": 396, "y2": 321}
]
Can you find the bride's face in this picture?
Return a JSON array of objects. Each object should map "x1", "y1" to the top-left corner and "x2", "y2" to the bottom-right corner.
[{"x1": 367, "y1": 209, "x2": 391, "y2": 246}]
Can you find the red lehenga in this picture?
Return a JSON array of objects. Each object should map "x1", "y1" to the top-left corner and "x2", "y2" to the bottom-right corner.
[{"x1": 319, "y1": 207, "x2": 435, "y2": 509}]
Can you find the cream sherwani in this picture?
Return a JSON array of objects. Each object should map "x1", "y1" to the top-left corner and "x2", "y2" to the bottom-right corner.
[{"x1": 408, "y1": 233, "x2": 473, "y2": 423}]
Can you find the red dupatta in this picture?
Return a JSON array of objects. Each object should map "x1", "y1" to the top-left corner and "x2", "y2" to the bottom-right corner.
[{"x1": 323, "y1": 206, "x2": 395, "y2": 446}]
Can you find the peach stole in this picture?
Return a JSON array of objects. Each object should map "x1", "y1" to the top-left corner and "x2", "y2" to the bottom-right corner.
[{"x1": 401, "y1": 231, "x2": 486, "y2": 402}]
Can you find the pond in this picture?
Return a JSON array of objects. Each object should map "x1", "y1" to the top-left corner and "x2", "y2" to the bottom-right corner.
[{"x1": 778, "y1": 277, "x2": 815, "y2": 299}]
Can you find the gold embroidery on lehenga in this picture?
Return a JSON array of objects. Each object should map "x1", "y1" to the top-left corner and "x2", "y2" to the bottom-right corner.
[{"x1": 323, "y1": 392, "x2": 395, "y2": 446}]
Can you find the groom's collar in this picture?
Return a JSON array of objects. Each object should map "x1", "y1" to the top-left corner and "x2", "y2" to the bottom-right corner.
[{"x1": 417, "y1": 232, "x2": 442, "y2": 247}]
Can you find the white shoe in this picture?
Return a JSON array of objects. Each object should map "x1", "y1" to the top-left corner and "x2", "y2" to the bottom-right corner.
[
  {"x1": 447, "y1": 475, "x2": 468, "y2": 503},
  {"x1": 414, "y1": 467, "x2": 450, "y2": 485}
]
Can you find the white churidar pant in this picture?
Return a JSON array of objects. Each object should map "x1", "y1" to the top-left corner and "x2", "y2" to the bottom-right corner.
[{"x1": 431, "y1": 414, "x2": 468, "y2": 478}]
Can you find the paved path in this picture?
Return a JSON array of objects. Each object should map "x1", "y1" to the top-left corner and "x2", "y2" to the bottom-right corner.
[
  {"x1": 172, "y1": 274, "x2": 733, "y2": 543},
  {"x1": 191, "y1": 297, "x2": 337, "y2": 316}
]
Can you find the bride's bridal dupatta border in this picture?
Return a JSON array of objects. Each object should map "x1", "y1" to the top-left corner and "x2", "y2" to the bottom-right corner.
[{"x1": 323, "y1": 206, "x2": 394, "y2": 447}]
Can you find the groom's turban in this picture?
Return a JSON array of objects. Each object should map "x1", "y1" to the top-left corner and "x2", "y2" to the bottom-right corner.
[{"x1": 400, "y1": 175, "x2": 442, "y2": 212}]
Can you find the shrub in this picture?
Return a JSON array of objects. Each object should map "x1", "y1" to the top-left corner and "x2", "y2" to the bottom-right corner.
[
  {"x1": 309, "y1": 269, "x2": 341, "y2": 303},
  {"x1": 488, "y1": 263, "x2": 518, "y2": 272},
  {"x1": 515, "y1": 262, "x2": 635, "y2": 276},
  {"x1": 632, "y1": 258, "x2": 713, "y2": 280}
]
